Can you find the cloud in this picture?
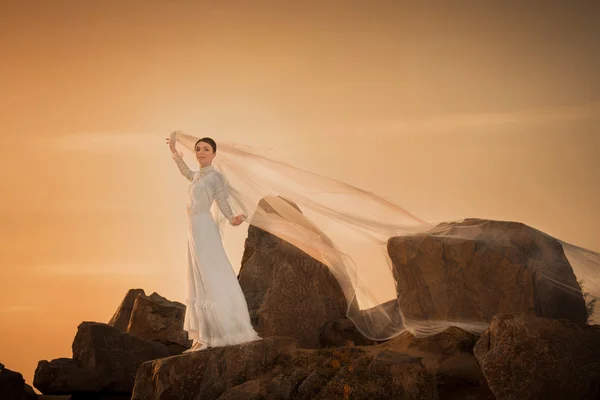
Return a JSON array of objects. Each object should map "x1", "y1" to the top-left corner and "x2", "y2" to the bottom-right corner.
[
  {"x1": 32, "y1": 263, "x2": 163, "y2": 276},
  {"x1": 49, "y1": 102, "x2": 600, "y2": 152},
  {"x1": 327, "y1": 102, "x2": 600, "y2": 136}
]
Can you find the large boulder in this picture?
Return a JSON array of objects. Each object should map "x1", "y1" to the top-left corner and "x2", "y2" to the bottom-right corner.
[
  {"x1": 238, "y1": 196, "x2": 349, "y2": 348},
  {"x1": 127, "y1": 292, "x2": 191, "y2": 354},
  {"x1": 388, "y1": 219, "x2": 587, "y2": 329},
  {"x1": 131, "y1": 335, "x2": 440, "y2": 400},
  {"x1": 474, "y1": 312, "x2": 600, "y2": 400},
  {"x1": 108, "y1": 288, "x2": 145, "y2": 331},
  {"x1": 34, "y1": 322, "x2": 169, "y2": 395},
  {"x1": 0, "y1": 363, "x2": 38, "y2": 400},
  {"x1": 108, "y1": 289, "x2": 191, "y2": 354},
  {"x1": 72, "y1": 322, "x2": 170, "y2": 392},
  {"x1": 132, "y1": 336, "x2": 299, "y2": 400},
  {"x1": 34, "y1": 358, "x2": 97, "y2": 394}
]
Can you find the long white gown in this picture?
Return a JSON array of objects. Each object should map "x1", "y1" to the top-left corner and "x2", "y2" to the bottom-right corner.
[{"x1": 172, "y1": 152, "x2": 261, "y2": 348}]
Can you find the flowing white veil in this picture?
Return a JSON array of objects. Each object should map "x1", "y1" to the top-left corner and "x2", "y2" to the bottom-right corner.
[{"x1": 173, "y1": 132, "x2": 600, "y2": 340}]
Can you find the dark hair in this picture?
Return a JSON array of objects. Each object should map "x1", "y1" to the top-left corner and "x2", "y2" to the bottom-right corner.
[{"x1": 195, "y1": 137, "x2": 217, "y2": 153}]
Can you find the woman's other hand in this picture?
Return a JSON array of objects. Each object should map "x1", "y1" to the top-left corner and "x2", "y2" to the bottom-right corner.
[{"x1": 230, "y1": 214, "x2": 247, "y2": 226}]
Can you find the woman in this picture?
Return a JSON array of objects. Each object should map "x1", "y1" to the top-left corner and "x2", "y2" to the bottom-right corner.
[{"x1": 166, "y1": 131, "x2": 261, "y2": 352}]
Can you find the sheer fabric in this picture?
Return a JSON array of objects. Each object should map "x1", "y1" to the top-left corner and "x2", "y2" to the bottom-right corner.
[{"x1": 172, "y1": 132, "x2": 600, "y2": 340}]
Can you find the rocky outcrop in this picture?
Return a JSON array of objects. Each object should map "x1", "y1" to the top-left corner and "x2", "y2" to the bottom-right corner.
[
  {"x1": 238, "y1": 196, "x2": 348, "y2": 348},
  {"x1": 388, "y1": 219, "x2": 587, "y2": 329},
  {"x1": 34, "y1": 322, "x2": 169, "y2": 395},
  {"x1": 132, "y1": 336, "x2": 298, "y2": 400},
  {"x1": 131, "y1": 335, "x2": 441, "y2": 400},
  {"x1": 385, "y1": 327, "x2": 495, "y2": 399},
  {"x1": 108, "y1": 288, "x2": 145, "y2": 331},
  {"x1": 319, "y1": 318, "x2": 376, "y2": 347},
  {"x1": 0, "y1": 363, "x2": 37, "y2": 400},
  {"x1": 29, "y1": 216, "x2": 600, "y2": 400},
  {"x1": 474, "y1": 312, "x2": 600, "y2": 399},
  {"x1": 126, "y1": 292, "x2": 191, "y2": 354},
  {"x1": 108, "y1": 289, "x2": 191, "y2": 355}
]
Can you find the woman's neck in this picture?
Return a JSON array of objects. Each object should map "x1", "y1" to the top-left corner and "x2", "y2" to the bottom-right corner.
[{"x1": 199, "y1": 163, "x2": 213, "y2": 169}]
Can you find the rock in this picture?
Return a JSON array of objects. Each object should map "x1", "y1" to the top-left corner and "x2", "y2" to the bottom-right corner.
[
  {"x1": 34, "y1": 322, "x2": 169, "y2": 395},
  {"x1": 474, "y1": 312, "x2": 600, "y2": 400},
  {"x1": 109, "y1": 289, "x2": 191, "y2": 355},
  {"x1": 127, "y1": 292, "x2": 191, "y2": 352},
  {"x1": 382, "y1": 327, "x2": 494, "y2": 399},
  {"x1": 24, "y1": 385, "x2": 37, "y2": 400},
  {"x1": 40, "y1": 396, "x2": 131, "y2": 400},
  {"x1": 34, "y1": 358, "x2": 97, "y2": 394},
  {"x1": 108, "y1": 288, "x2": 145, "y2": 331},
  {"x1": 0, "y1": 363, "x2": 38, "y2": 400},
  {"x1": 388, "y1": 219, "x2": 587, "y2": 329},
  {"x1": 72, "y1": 322, "x2": 170, "y2": 393},
  {"x1": 131, "y1": 336, "x2": 298, "y2": 400},
  {"x1": 319, "y1": 318, "x2": 376, "y2": 347},
  {"x1": 132, "y1": 334, "x2": 442, "y2": 400},
  {"x1": 216, "y1": 379, "x2": 268, "y2": 400},
  {"x1": 312, "y1": 347, "x2": 437, "y2": 400},
  {"x1": 238, "y1": 196, "x2": 348, "y2": 348},
  {"x1": 267, "y1": 369, "x2": 310, "y2": 399},
  {"x1": 349, "y1": 299, "x2": 406, "y2": 341},
  {"x1": 296, "y1": 370, "x2": 330, "y2": 398}
]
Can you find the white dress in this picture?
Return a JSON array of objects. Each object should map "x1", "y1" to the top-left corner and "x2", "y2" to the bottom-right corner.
[{"x1": 172, "y1": 153, "x2": 261, "y2": 347}]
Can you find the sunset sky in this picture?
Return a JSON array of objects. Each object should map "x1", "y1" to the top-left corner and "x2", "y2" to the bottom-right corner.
[{"x1": 1, "y1": 0, "x2": 599, "y2": 389}]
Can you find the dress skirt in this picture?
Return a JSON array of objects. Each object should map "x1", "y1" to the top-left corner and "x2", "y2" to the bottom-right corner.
[{"x1": 183, "y1": 211, "x2": 261, "y2": 347}]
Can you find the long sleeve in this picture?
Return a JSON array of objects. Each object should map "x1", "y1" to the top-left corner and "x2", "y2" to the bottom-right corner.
[
  {"x1": 172, "y1": 152, "x2": 194, "y2": 182},
  {"x1": 212, "y1": 173, "x2": 235, "y2": 222}
]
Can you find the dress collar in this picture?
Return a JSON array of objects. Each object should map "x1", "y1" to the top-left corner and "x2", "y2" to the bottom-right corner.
[{"x1": 193, "y1": 165, "x2": 215, "y2": 182}]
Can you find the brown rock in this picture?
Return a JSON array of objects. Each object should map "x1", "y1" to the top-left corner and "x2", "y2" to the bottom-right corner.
[
  {"x1": 473, "y1": 312, "x2": 600, "y2": 400},
  {"x1": 319, "y1": 318, "x2": 376, "y2": 347},
  {"x1": 0, "y1": 363, "x2": 38, "y2": 400},
  {"x1": 33, "y1": 358, "x2": 102, "y2": 395},
  {"x1": 388, "y1": 219, "x2": 587, "y2": 327},
  {"x1": 72, "y1": 322, "x2": 170, "y2": 393},
  {"x1": 238, "y1": 196, "x2": 348, "y2": 348},
  {"x1": 131, "y1": 336, "x2": 298, "y2": 400},
  {"x1": 382, "y1": 327, "x2": 494, "y2": 400},
  {"x1": 267, "y1": 369, "x2": 310, "y2": 399},
  {"x1": 216, "y1": 379, "x2": 268, "y2": 400},
  {"x1": 34, "y1": 322, "x2": 170, "y2": 395},
  {"x1": 33, "y1": 358, "x2": 98, "y2": 394},
  {"x1": 308, "y1": 347, "x2": 437, "y2": 400},
  {"x1": 131, "y1": 334, "x2": 444, "y2": 400},
  {"x1": 127, "y1": 292, "x2": 191, "y2": 352},
  {"x1": 108, "y1": 289, "x2": 191, "y2": 355},
  {"x1": 348, "y1": 299, "x2": 405, "y2": 341},
  {"x1": 108, "y1": 289, "x2": 145, "y2": 331}
]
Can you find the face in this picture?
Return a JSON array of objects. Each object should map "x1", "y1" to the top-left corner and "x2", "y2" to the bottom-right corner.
[{"x1": 195, "y1": 141, "x2": 216, "y2": 164}]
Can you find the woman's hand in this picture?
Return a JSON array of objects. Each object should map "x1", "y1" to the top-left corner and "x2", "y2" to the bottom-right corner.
[
  {"x1": 230, "y1": 214, "x2": 247, "y2": 226},
  {"x1": 165, "y1": 131, "x2": 182, "y2": 154}
]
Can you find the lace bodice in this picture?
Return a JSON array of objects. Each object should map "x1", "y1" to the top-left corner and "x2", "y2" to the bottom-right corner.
[{"x1": 172, "y1": 153, "x2": 235, "y2": 221}]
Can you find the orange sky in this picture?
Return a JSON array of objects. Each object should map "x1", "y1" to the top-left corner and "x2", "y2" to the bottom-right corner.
[{"x1": 1, "y1": 0, "x2": 599, "y2": 389}]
